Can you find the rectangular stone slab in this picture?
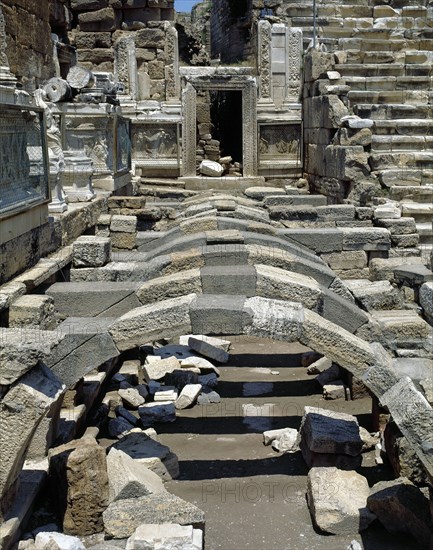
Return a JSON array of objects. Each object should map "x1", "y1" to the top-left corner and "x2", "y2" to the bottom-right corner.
[{"x1": 46, "y1": 282, "x2": 142, "y2": 318}]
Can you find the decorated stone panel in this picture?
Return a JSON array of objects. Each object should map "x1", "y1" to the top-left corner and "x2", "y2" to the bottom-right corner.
[
  {"x1": 132, "y1": 123, "x2": 180, "y2": 161},
  {"x1": 0, "y1": 105, "x2": 49, "y2": 217},
  {"x1": 259, "y1": 124, "x2": 301, "y2": 161},
  {"x1": 116, "y1": 116, "x2": 132, "y2": 173},
  {"x1": 64, "y1": 116, "x2": 114, "y2": 174}
]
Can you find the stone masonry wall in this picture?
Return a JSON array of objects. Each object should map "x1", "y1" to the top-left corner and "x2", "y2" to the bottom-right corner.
[
  {"x1": 210, "y1": 0, "x2": 254, "y2": 63},
  {"x1": 68, "y1": 0, "x2": 174, "y2": 75},
  {"x1": 0, "y1": 0, "x2": 64, "y2": 90}
]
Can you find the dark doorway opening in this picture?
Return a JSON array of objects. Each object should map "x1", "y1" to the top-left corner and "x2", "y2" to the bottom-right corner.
[{"x1": 210, "y1": 90, "x2": 243, "y2": 167}]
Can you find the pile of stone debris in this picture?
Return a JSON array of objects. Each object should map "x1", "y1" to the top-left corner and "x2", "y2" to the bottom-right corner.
[
  {"x1": 261, "y1": 403, "x2": 433, "y2": 548},
  {"x1": 13, "y1": 335, "x2": 231, "y2": 550}
]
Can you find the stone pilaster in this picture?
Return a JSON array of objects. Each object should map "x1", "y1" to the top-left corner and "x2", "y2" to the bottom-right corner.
[{"x1": 258, "y1": 20, "x2": 273, "y2": 105}]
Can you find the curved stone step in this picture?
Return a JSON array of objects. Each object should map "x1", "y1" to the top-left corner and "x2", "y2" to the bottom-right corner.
[
  {"x1": 370, "y1": 151, "x2": 433, "y2": 171},
  {"x1": 371, "y1": 135, "x2": 433, "y2": 152},
  {"x1": 390, "y1": 184, "x2": 433, "y2": 200},
  {"x1": 346, "y1": 75, "x2": 433, "y2": 91},
  {"x1": 373, "y1": 119, "x2": 433, "y2": 136},
  {"x1": 337, "y1": 63, "x2": 406, "y2": 77},
  {"x1": 354, "y1": 103, "x2": 433, "y2": 119},
  {"x1": 338, "y1": 37, "x2": 429, "y2": 52}
]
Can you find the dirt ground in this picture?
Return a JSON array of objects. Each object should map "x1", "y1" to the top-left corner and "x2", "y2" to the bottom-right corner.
[{"x1": 158, "y1": 336, "x2": 418, "y2": 550}]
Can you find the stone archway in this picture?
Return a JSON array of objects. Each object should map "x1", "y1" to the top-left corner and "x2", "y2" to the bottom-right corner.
[{"x1": 108, "y1": 293, "x2": 433, "y2": 483}]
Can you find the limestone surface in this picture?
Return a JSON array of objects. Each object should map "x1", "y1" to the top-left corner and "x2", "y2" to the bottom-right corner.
[
  {"x1": 48, "y1": 438, "x2": 109, "y2": 536},
  {"x1": 367, "y1": 478, "x2": 433, "y2": 548},
  {"x1": 175, "y1": 384, "x2": 202, "y2": 410},
  {"x1": 307, "y1": 467, "x2": 370, "y2": 535},
  {"x1": 188, "y1": 336, "x2": 229, "y2": 363},
  {"x1": 300, "y1": 406, "x2": 363, "y2": 457},
  {"x1": 139, "y1": 401, "x2": 176, "y2": 427},
  {"x1": 103, "y1": 493, "x2": 205, "y2": 539},
  {"x1": 72, "y1": 236, "x2": 111, "y2": 268},
  {"x1": 106, "y1": 448, "x2": 165, "y2": 502},
  {"x1": 110, "y1": 432, "x2": 179, "y2": 480},
  {"x1": 34, "y1": 532, "x2": 86, "y2": 550},
  {"x1": 143, "y1": 356, "x2": 181, "y2": 381},
  {"x1": 125, "y1": 523, "x2": 203, "y2": 550},
  {"x1": 0, "y1": 364, "x2": 64, "y2": 516}
]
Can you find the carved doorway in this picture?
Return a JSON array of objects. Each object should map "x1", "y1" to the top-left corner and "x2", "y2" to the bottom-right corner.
[{"x1": 181, "y1": 72, "x2": 257, "y2": 177}]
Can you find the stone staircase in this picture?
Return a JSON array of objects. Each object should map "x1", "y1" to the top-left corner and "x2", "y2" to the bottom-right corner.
[
  {"x1": 282, "y1": 0, "x2": 433, "y2": 254},
  {"x1": 335, "y1": 7, "x2": 433, "y2": 255}
]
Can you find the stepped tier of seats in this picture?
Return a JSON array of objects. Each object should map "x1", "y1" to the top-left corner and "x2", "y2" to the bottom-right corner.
[{"x1": 284, "y1": 0, "x2": 433, "y2": 251}]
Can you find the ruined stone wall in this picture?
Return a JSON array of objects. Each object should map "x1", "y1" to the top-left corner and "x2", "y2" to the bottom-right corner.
[
  {"x1": 68, "y1": 0, "x2": 174, "y2": 74},
  {"x1": 0, "y1": 0, "x2": 66, "y2": 90},
  {"x1": 303, "y1": 50, "x2": 378, "y2": 205},
  {"x1": 210, "y1": 0, "x2": 254, "y2": 62}
]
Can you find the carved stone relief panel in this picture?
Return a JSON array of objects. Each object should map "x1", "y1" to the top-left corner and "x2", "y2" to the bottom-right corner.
[
  {"x1": 165, "y1": 24, "x2": 180, "y2": 100},
  {"x1": 65, "y1": 117, "x2": 113, "y2": 173},
  {"x1": 259, "y1": 124, "x2": 301, "y2": 161},
  {"x1": 258, "y1": 20, "x2": 272, "y2": 103},
  {"x1": 133, "y1": 123, "x2": 178, "y2": 161},
  {"x1": 182, "y1": 82, "x2": 197, "y2": 177},
  {"x1": 114, "y1": 37, "x2": 137, "y2": 98},
  {"x1": 0, "y1": 106, "x2": 48, "y2": 216},
  {"x1": 286, "y1": 28, "x2": 303, "y2": 103},
  {"x1": 116, "y1": 116, "x2": 131, "y2": 173}
]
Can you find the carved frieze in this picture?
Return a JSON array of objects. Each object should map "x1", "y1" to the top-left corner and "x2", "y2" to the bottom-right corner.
[
  {"x1": 258, "y1": 20, "x2": 272, "y2": 102},
  {"x1": 259, "y1": 124, "x2": 301, "y2": 161},
  {"x1": 165, "y1": 24, "x2": 180, "y2": 100},
  {"x1": 182, "y1": 83, "x2": 197, "y2": 177},
  {"x1": 0, "y1": 107, "x2": 49, "y2": 216},
  {"x1": 65, "y1": 117, "x2": 113, "y2": 173},
  {"x1": 286, "y1": 28, "x2": 303, "y2": 103},
  {"x1": 133, "y1": 124, "x2": 178, "y2": 160},
  {"x1": 114, "y1": 37, "x2": 137, "y2": 99}
]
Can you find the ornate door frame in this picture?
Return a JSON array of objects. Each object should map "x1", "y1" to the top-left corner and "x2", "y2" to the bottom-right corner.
[{"x1": 181, "y1": 75, "x2": 258, "y2": 177}]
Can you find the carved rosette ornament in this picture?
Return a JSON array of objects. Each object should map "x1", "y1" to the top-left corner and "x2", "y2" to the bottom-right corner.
[
  {"x1": 286, "y1": 28, "x2": 303, "y2": 103},
  {"x1": 258, "y1": 20, "x2": 272, "y2": 103}
]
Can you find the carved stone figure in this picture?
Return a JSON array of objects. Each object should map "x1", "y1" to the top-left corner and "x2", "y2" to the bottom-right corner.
[{"x1": 34, "y1": 89, "x2": 67, "y2": 212}]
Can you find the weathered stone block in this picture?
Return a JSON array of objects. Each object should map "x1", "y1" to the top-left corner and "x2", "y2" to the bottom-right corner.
[
  {"x1": 103, "y1": 492, "x2": 205, "y2": 539},
  {"x1": 143, "y1": 356, "x2": 180, "y2": 381},
  {"x1": 135, "y1": 28, "x2": 165, "y2": 48},
  {"x1": 110, "y1": 432, "x2": 179, "y2": 480},
  {"x1": 110, "y1": 215, "x2": 137, "y2": 233},
  {"x1": 8, "y1": 295, "x2": 55, "y2": 330},
  {"x1": 307, "y1": 467, "x2": 370, "y2": 535},
  {"x1": 138, "y1": 401, "x2": 176, "y2": 427},
  {"x1": 420, "y1": 282, "x2": 433, "y2": 321},
  {"x1": 106, "y1": 448, "x2": 165, "y2": 502},
  {"x1": 72, "y1": 236, "x2": 111, "y2": 268},
  {"x1": 110, "y1": 232, "x2": 136, "y2": 250},
  {"x1": 78, "y1": 8, "x2": 121, "y2": 32},
  {"x1": 300, "y1": 406, "x2": 363, "y2": 456},
  {"x1": 0, "y1": 364, "x2": 64, "y2": 516},
  {"x1": 71, "y1": 0, "x2": 108, "y2": 10},
  {"x1": 367, "y1": 478, "x2": 433, "y2": 549},
  {"x1": 321, "y1": 251, "x2": 367, "y2": 271},
  {"x1": 0, "y1": 328, "x2": 65, "y2": 386},
  {"x1": 49, "y1": 438, "x2": 109, "y2": 535},
  {"x1": 304, "y1": 50, "x2": 334, "y2": 82},
  {"x1": 125, "y1": 523, "x2": 202, "y2": 550},
  {"x1": 110, "y1": 295, "x2": 194, "y2": 351}
]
